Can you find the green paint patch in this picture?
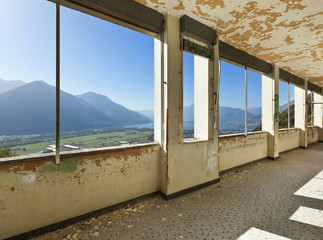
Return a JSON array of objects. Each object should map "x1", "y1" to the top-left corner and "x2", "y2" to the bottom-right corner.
[{"x1": 40, "y1": 157, "x2": 79, "y2": 173}]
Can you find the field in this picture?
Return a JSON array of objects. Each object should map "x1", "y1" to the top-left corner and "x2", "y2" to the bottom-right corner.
[{"x1": 0, "y1": 127, "x2": 154, "y2": 156}]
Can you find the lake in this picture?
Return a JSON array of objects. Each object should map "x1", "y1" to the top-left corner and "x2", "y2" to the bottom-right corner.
[{"x1": 125, "y1": 122, "x2": 246, "y2": 131}]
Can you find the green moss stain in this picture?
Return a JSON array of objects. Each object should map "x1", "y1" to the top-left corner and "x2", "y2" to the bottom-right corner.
[{"x1": 40, "y1": 157, "x2": 79, "y2": 173}]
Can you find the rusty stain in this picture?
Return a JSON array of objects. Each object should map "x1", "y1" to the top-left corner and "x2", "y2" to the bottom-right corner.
[
  {"x1": 80, "y1": 144, "x2": 157, "y2": 162},
  {"x1": 94, "y1": 160, "x2": 102, "y2": 167},
  {"x1": 173, "y1": 0, "x2": 185, "y2": 10},
  {"x1": 150, "y1": 0, "x2": 165, "y2": 6},
  {"x1": 80, "y1": 168, "x2": 86, "y2": 173},
  {"x1": 10, "y1": 187, "x2": 15, "y2": 191},
  {"x1": 36, "y1": 175, "x2": 47, "y2": 182},
  {"x1": 73, "y1": 172, "x2": 81, "y2": 185},
  {"x1": 196, "y1": 0, "x2": 225, "y2": 9},
  {"x1": 0, "y1": 158, "x2": 53, "y2": 173},
  {"x1": 135, "y1": 0, "x2": 147, "y2": 5},
  {"x1": 285, "y1": 35, "x2": 294, "y2": 44},
  {"x1": 120, "y1": 165, "x2": 126, "y2": 175}
]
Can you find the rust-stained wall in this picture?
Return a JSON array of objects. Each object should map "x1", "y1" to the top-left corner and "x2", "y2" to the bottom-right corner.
[
  {"x1": 307, "y1": 126, "x2": 319, "y2": 144},
  {"x1": 0, "y1": 144, "x2": 160, "y2": 239},
  {"x1": 278, "y1": 128, "x2": 300, "y2": 152},
  {"x1": 219, "y1": 132, "x2": 268, "y2": 172}
]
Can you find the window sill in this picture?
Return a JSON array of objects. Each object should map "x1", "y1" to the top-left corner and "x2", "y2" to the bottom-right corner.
[
  {"x1": 0, "y1": 142, "x2": 159, "y2": 164},
  {"x1": 183, "y1": 138, "x2": 208, "y2": 144},
  {"x1": 219, "y1": 131, "x2": 266, "y2": 138}
]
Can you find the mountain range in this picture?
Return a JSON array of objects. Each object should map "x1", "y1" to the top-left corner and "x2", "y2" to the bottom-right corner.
[
  {"x1": 1, "y1": 79, "x2": 292, "y2": 136},
  {"x1": 0, "y1": 80, "x2": 151, "y2": 135},
  {"x1": 183, "y1": 104, "x2": 261, "y2": 123}
]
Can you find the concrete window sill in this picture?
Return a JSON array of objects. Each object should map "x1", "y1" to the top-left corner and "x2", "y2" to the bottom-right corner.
[{"x1": 0, "y1": 142, "x2": 160, "y2": 164}]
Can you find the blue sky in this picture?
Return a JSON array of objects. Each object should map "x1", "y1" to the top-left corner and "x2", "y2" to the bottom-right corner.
[{"x1": 1, "y1": 0, "x2": 289, "y2": 111}]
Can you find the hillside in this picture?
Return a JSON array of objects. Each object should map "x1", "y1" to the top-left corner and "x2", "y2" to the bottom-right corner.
[
  {"x1": 0, "y1": 78, "x2": 26, "y2": 94},
  {"x1": 77, "y1": 92, "x2": 151, "y2": 126},
  {"x1": 0, "y1": 81, "x2": 114, "y2": 135},
  {"x1": 183, "y1": 105, "x2": 259, "y2": 123}
]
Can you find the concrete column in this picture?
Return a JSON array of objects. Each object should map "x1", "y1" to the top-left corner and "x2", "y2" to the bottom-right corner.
[
  {"x1": 156, "y1": 14, "x2": 182, "y2": 195},
  {"x1": 210, "y1": 41, "x2": 220, "y2": 163},
  {"x1": 314, "y1": 90, "x2": 323, "y2": 141},
  {"x1": 262, "y1": 65, "x2": 279, "y2": 159},
  {"x1": 295, "y1": 80, "x2": 308, "y2": 147},
  {"x1": 194, "y1": 55, "x2": 209, "y2": 140}
]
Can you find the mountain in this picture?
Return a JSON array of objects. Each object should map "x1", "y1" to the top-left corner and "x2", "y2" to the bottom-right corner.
[
  {"x1": 219, "y1": 107, "x2": 257, "y2": 123},
  {"x1": 279, "y1": 100, "x2": 295, "y2": 112},
  {"x1": 0, "y1": 79, "x2": 26, "y2": 94},
  {"x1": 183, "y1": 104, "x2": 194, "y2": 122},
  {"x1": 248, "y1": 107, "x2": 261, "y2": 117},
  {"x1": 77, "y1": 92, "x2": 151, "y2": 125},
  {"x1": 138, "y1": 110, "x2": 154, "y2": 121},
  {"x1": 183, "y1": 105, "x2": 258, "y2": 123},
  {"x1": 0, "y1": 81, "x2": 114, "y2": 135}
]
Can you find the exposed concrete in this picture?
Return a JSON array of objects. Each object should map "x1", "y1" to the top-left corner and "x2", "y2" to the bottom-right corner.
[{"x1": 28, "y1": 143, "x2": 323, "y2": 240}]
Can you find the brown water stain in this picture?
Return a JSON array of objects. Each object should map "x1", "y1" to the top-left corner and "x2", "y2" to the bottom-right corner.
[{"x1": 173, "y1": 0, "x2": 185, "y2": 10}]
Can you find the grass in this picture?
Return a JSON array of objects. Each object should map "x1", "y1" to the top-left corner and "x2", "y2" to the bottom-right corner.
[{"x1": 7, "y1": 128, "x2": 154, "y2": 156}]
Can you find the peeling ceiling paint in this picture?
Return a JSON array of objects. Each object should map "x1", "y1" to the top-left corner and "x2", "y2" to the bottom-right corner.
[{"x1": 135, "y1": 0, "x2": 323, "y2": 87}]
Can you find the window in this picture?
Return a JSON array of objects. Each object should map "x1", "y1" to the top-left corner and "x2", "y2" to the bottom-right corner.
[
  {"x1": 0, "y1": 0, "x2": 156, "y2": 159},
  {"x1": 279, "y1": 80, "x2": 295, "y2": 129},
  {"x1": 182, "y1": 49, "x2": 209, "y2": 140},
  {"x1": 183, "y1": 52, "x2": 194, "y2": 138},
  {"x1": 219, "y1": 60, "x2": 246, "y2": 135},
  {"x1": 247, "y1": 69, "x2": 262, "y2": 132},
  {"x1": 0, "y1": 0, "x2": 55, "y2": 157},
  {"x1": 59, "y1": 6, "x2": 154, "y2": 152}
]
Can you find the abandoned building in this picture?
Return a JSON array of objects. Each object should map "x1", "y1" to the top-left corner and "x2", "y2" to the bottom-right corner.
[{"x1": 0, "y1": 0, "x2": 322, "y2": 239}]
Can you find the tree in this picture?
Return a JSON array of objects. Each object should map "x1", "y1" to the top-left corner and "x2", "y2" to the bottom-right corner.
[{"x1": 0, "y1": 146, "x2": 17, "y2": 158}]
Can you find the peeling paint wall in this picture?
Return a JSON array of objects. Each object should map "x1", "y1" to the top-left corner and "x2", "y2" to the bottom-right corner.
[
  {"x1": 0, "y1": 144, "x2": 160, "y2": 239},
  {"x1": 307, "y1": 126, "x2": 319, "y2": 144},
  {"x1": 219, "y1": 132, "x2": 268, "y2": 172},
  {"x1": 166, "y1": 141, "x2": 219, "y2": 195},
  {"x1": 279, "y1": 129, "x2": 301, "y2": 152}
]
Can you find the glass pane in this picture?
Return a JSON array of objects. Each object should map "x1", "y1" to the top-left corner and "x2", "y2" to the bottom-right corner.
[
  {"x1": 60, "y1": 6, "x2": 154, "y2": 152},
  {"x1": 183, "y1": 52, "x2": 194, "y2": 139},
  {"x1": 279, "y1": 81, "x2": 289, "y2": 129},
  {"x1": 0, "y1": 0, "x2": 55, "y2": 158},
  {"x1": 219, "y1": 60, "x2": 245, "y2": 135},
  {"x1": 247, "y1": 69, "x2": 262, "y2": 132}
]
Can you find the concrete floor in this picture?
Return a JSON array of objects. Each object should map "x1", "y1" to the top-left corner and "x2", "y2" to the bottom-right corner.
[{"x1": 30, "y1": 143, "x2": 323, "y2": 240}]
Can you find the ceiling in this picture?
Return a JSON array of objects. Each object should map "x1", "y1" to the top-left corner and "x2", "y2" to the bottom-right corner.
[{"x1": 135, "y1": 0, "x2": 323, "y2": 87}]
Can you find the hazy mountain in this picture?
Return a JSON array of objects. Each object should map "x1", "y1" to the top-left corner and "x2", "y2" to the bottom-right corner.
[
  {"x1": 220, "y1": 107, "x2": 257, "y2": 123},
  {"x1": 138, "y1": 110, "x2": 154, "y2": 121},
  {"x1": 77, "y1": 92, "x2": 151, "y2": 125},
  {"x1": 183, "y1": 105, "x2": 257, "y2": 123},
  {"x1": 280, "y1": 100, "x2": 295, "y2": 112},
  {"x1": 0, "y1": 79, "x2": 26, "y2": 94},
  {"x1": 183, "y1": 104, "x2": 194, "y2": 122},
  {"x1": 0, "y1": 81, "x2": 114, "y2": 135},
  {"x1": 248, "y1": 106, "x2": 261, "y2": 117}
]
